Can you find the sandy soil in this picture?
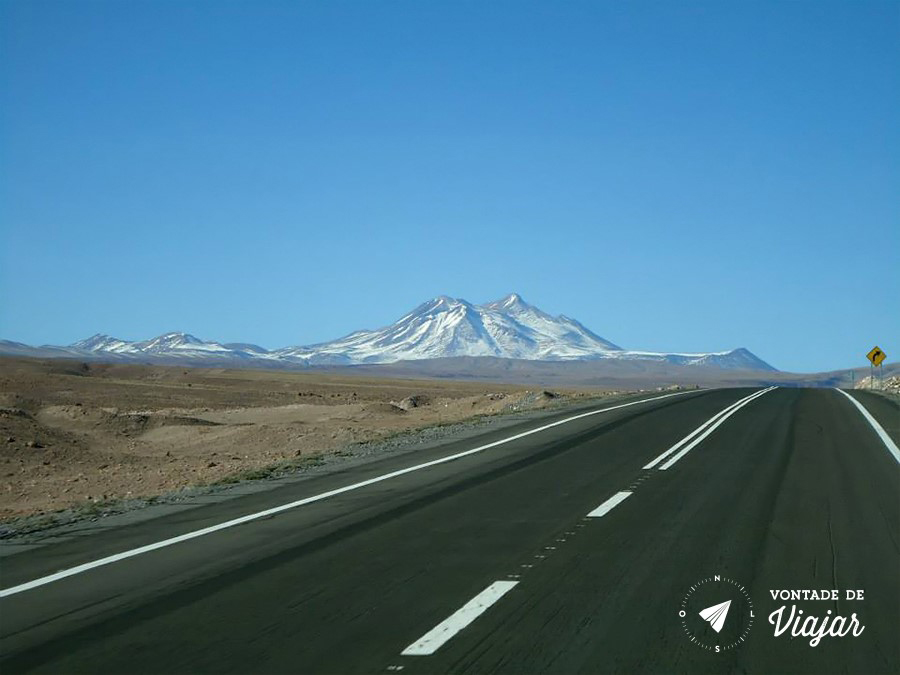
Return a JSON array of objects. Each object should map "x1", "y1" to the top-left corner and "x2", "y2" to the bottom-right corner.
[{"x1": 0, "y1": 357, "x2": 610, "y2": 521}]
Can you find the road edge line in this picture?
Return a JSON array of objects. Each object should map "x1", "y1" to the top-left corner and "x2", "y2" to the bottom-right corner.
[{"x1": 834, "y1": 389, "x2": 900, "y2": 465}]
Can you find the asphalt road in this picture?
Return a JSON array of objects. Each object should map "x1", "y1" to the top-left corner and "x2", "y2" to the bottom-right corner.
[{"x1": 1, "y1": 387, "x2": 898, "y2": 674}]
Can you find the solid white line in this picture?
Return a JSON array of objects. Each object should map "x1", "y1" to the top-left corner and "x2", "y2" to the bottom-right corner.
[
  {"x1": 834, "y1": 389, "x2": 900, "y2": 465},
  {"x1": 401, "y1": 581, "x2": 518, "y2": 656},
  {"x1": 658, "y1": 387, "x2": 777, "y2": 470},
  {"x1": 642, "y1": 387, "x2": 776, "y2": 470},
  {"x1": 587, "y1": 491, "x2": 632, "y2": 517},
  {"x1": 0, "y1": 389, "x2": 697, "y2": 598}
]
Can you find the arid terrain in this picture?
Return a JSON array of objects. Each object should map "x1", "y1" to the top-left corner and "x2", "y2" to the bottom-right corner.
[{"x1": 0, "y1": 357, "x2": 615, "y2": 522}]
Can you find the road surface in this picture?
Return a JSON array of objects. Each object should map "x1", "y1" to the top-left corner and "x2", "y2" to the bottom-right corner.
[{"x1": 1, "y1": 387, "x2": 898, "y2": 673}]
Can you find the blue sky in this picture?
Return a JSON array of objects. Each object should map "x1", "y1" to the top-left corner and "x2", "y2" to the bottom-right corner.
[{"x1": 1, "y1": 0, "x2": 897, "y2": 373}]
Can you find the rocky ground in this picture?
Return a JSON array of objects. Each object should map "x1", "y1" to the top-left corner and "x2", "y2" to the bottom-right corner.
[
  {"x1": 0, "y1": 357, "x2": 620, "y2": 524},
  {"x1": 855, "y1": 374, "x2": 900, "y2": 395}
]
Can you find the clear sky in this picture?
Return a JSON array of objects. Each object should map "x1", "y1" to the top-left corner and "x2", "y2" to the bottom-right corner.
[{"x1": 1, "y1": 0, "x2": 897, "y2": 373}]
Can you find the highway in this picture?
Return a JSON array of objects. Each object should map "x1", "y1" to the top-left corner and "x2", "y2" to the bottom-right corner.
[{"x1": 1, "y1": 387, "x2": 898, "y2": 674}]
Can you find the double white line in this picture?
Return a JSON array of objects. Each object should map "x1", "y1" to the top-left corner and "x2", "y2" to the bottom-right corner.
[{"x1": 643, "y1": 387, "x2": 777, "y2": 471}]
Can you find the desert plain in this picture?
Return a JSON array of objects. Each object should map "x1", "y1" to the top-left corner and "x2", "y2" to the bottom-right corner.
[{"x1": 0, "y1": 357, "x2": 608, "y2": 523}]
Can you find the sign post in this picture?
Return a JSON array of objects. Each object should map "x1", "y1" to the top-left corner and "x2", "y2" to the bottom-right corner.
[{"x1": 867, "y1": 346, "x2": 887, "y2": 390}]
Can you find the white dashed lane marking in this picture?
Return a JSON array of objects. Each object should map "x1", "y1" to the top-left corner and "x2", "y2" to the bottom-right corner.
[
  {"x1": 586, "y1": 491, "x2": 632, "y2": 518},
  {"x1": 401, "y1": 581, "x2": 519, "y2": 656}
]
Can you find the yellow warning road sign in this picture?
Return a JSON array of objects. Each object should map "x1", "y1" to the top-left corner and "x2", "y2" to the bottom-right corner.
[{"x1": 867, "y1": 346, "x2": 886, "y2": 366}]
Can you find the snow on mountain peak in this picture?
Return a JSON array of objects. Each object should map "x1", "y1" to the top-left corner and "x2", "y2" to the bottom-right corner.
[
  {"x1": 71, "y1": 334, "x2": 123, "y2": 351},
  {"x1": 139, "y1": 332, "x2": 206, "y2": 352},
  {"x1": 498, "y1": 292, "x2": 524, "y2": 307},
  {"x1": 483, "y1": 292, "x2": 527, "y2": 310}
]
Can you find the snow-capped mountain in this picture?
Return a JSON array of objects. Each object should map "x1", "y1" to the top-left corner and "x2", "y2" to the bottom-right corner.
[
  {"x1": 276, "y1": 294, "x2": 622, "y2": 364},
  {"x1": 70, "y1": 332, "x2": 278, "y2": 361},
  {"x1": 612, "y1": 347, "x2": 774, "y2": 370},
  {"x1": 70, "y1": 334, "x2": 137, "y2": 354},
  {"x1": 0, "y1": 294, "x2": 776, "y2": 371}
]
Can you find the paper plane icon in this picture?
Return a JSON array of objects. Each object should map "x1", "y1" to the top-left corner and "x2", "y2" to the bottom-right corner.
[{"x1": 699, "y1": 600, "x2": 731, "y2": 633}]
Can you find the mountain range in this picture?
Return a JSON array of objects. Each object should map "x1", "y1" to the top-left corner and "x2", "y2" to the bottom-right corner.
[{"x1": 0, "y1": 293, "x2": 776, "y2": 371}]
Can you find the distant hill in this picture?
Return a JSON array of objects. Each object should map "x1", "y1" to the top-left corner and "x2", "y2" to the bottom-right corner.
[{"x1": 1, "y1": 293, "x2": 775, "y2": 372}]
